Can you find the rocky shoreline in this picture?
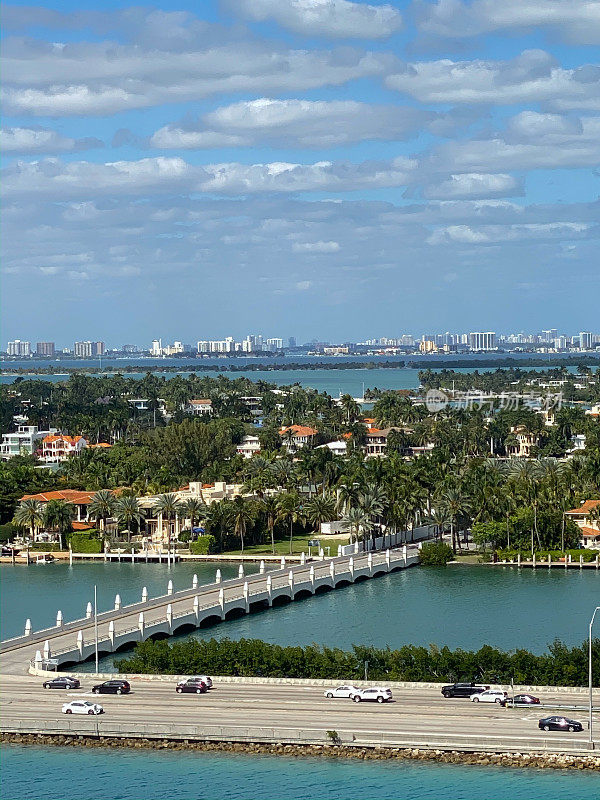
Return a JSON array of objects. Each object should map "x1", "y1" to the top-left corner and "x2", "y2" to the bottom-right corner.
[{"x1": 3, "y1": 733, "x2": 598, "y2": 771}]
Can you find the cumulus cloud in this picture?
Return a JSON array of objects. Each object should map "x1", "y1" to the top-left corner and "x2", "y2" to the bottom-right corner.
[
  {"x1": 427, "y1": 221, "x2": 593, "y2": 245},
  {"x1": 423, "y1": 173, "x2": 523, "y2": 199},
  {"x1": 416, "y1": 0, "x2": 600, "y2": 46},
  {"x1": 151, "y1": 98, "x2": 431, "y2": 149},
  {"x1": 233, "y1": 0, "x2": 402, "y2": 39},
  {"x1": 2, "y1": 34, "x2": 392, "y2": 116},
  {"x1": 386, "y1": 50, "x2": 600, "y2": 110},
  {"x1": 292, "y1": 240, "x2": 340, "y2": 252},
  {"x1": 0, "y1": 126, "x2": 102, "y2": 154}
]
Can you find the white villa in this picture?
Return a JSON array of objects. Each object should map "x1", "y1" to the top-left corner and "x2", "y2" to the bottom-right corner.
[{"x1": 1, "y1": 425, "x2": 58, "y2": 460}]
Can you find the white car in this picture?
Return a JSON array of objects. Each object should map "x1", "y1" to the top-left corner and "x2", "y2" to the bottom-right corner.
[
  {"x1": 189, "y1": 675, "x2": 213, "y2": 689},
  {"x1": 352, "y1": 687, "x2": 393, "y2": 704},
  {"x1": 470, "y1": 689, "x2": 507, "y2": 704},
  {"x1": 324, "y1": 685, "x2": 361, "y2": 699},
  {"x1": 62, "y1": 700, "x2": 104, "y2": 715}
]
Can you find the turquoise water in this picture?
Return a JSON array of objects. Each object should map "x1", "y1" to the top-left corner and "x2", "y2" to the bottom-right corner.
[
  {"x1": 2, "y1": 745, "x2": 598, "y2": 800},
  {"x1": 2, "y1": 563, "x2": 598, "y2": 660}
]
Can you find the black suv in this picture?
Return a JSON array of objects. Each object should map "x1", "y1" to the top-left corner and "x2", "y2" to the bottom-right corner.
[
  {"x1": 92, "y1": 680, "x2": 131, "y2": 695},
  {"x1": 441, "y1": 682, "x2": 490, "y2": 698}
]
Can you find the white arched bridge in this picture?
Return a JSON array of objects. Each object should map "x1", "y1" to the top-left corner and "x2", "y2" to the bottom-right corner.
[{"x1": 0, "y1": 547, "x2": 419, "y2": 673}]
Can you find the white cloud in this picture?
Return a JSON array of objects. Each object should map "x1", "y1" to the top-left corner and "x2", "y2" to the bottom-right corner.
[
  {"x1": 423, "y1": 173, "x2": 523, "y2": 199},
  {"x1": 151, "y1": 98, "x2": 431, "y2": 149},
  {"x1": 417, "y1": 0, "x2": 600, "y2": 46},
  {"x1": 2, "y1": 35, "x2": 392, "y2": 116},
  {"x1": 296, "y1": 280, "x2": 313, "y2": 290},
  {"x1": 293, "y1": 240, "x2": 340, "y2": 252},
  {"x1": 0, "y1": 126, "x2": 102, "y2": 154},
  {"x1": 234, "y1": 0, "x2": 402, "y2": 39},
  {"x1": 427, "y1": 221, "x2": 592, "y2": 245},
  {"x1": 386, "y1": 50, "x2": 600, "y2": 110}
]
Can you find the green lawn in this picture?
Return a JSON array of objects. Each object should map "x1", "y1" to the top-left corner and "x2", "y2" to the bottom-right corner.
[{"x1": 221, "y1": 534, "x2": 351, "y2": 557}]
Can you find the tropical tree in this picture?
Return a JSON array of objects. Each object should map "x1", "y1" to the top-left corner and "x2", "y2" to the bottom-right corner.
[
  {"x1": 115, "y1": 495, "x2": 145, "y2": 542},
  {"x1": 276, "y1": 491, "x2": 302, "y2": 555},
  {"x1": 437, "y1": 486, "x2": 471, "y2": 552},
  {"x1": 43, "y1": 499, "x2": 75, "y2": 548},
  {"x1": 342, "y1": 505, "x2": 369, "y2": 545},
  {"x1": 260, "y1": 495, "x2": 279, "y2": 554},
  {"x1": 183, "y1": 498, "x2": 207, "y2": 540},
  {"x1": 303, "y1": 494, "x2": 336, "y2": 534},
  {"x1": 88, "y1": 489, "x2": 116, "y2": 532},
  {"x1": 231, "y1": 495, "x2": 255, "y2": 553},
  {"x1": 12, "y1": 498, "x2": 44, "y2": 540},
  {"x1": 154, "y1": 493, "x2": 184, "y2": 542}
]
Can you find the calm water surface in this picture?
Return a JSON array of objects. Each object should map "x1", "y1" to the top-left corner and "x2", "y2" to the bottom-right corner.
[{"x1": 2, "y1": 745, "x2": 598, "y2": 800}]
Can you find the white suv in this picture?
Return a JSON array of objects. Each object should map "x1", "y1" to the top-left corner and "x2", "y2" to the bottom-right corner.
[
  {"x1": 470, "y1": 689, "x2": 507, "y2": 704},
  {"x1": 352, "y1": 687, "x2": 393, "y2": 703},
  {"x1": 324, "y1": 685, "x2": 361, "y2": 699}
]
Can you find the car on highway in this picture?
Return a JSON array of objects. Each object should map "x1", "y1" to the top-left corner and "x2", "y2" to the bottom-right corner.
[
  {"x1": 352, "y1": 687, "x2": 393, "y2": 704},
  {"x1": 538, "y1": 716, "x2": 583, "y2": 733},
  {"x1": 441, "y1": 683, "x2": 490, "y2": 698},
  {"x1": 92, "y1": 680, "x2": 131, "y2": 695},
  {"x1": 43, "y1": 676, "x2": 80, "y2": 690},
  {"x1": 176, "y1": 678, "x2": 208, "y2": 694},
  {"x1": 188, "y1": 675, "x2": 213, "y2": 689},
  {"x1": 501, "y1": 693, "x2": 540, "y2": 707},
  {"x1": 470, "y1": 689, "x2": 507, "y2": 704},
  {"x1": 62, "y1": 700, "x2": 104, "y2": 715},
  {"x1": 324, "y1": 685, "x2": 361, "y2": 699}
]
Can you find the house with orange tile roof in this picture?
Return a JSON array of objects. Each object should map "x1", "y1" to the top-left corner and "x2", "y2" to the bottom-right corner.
[
  {"x1": 565, "y1": 499, "x2": 600, "y2": 548},
  {"x1": 186, "y1": 399, "x2": 213, "y2": 415},
  {"x1": 19, "y1": 489, "x2": 111, "y2": 523},
  {"x1": 40, "y1": 434, "x2": 88, "y2": 463},
  {"x1": 279, "y1": 425, "x2": 318, "y2": 452}
]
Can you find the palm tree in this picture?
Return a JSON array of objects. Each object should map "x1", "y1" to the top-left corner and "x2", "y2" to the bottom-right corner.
[
  {"x1": 88, "y1": 489, "x2": 116, "y2": 532},
  {"x1": 231, "y1": 495, "x2": 255, "y2": 553},
  {"x1": 43, "y1": 499, "x2": 75, "y2": 549},
  {"x1": 154, "y1": 493, "x2": 183, "y2": 542},
  {"x1": 276, "y1": 491, "x2": 302, "y2": 555},
  {"x1": 12, "y1": 498, "x2": 44, "y2": 540},
  {"x1": 115, "y1": 495, "x2": 145, "y2": 543},
  {"x1": 339, "y1": 394, "x2": 361, "y2": 424},
  {"x1": 303, "y1": 494, "x2": 336, "y2": 534},
  {"x1": 260, "y1": 495, "x2": 279, "y2": 554},
  {"x1": 437, "y1": 486, "x2": 471, "y2": 552},
  {"x1": 183, "y1": 498, "x2": 207, "y2": 540},
  {"x1": 342, "y1": 505, "x2": 369, "y2": 545}
]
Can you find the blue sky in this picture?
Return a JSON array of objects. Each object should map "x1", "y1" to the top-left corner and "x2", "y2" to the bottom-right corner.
[{"x1": 1, "y1": 0, "x2": 599, "y2": 347}]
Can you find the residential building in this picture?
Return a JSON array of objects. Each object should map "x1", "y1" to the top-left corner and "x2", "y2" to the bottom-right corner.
[
  {"x1": 36, "y1": 342, "x2": 55, "y2": 356},
  {"x1": 317, "y1": 440, "x2": 347, "y2": 456},
  {"x1": 507, "y1": 425, "x2": 540, "y2": 458},
  {"x1": 279, "y1": 425, "x2": 317, "y2": 451},
  {"x1": 469, "y1": 332, "x2": 496, "y2": 351},
  {"x1": 565, "y1": 500, "x2": 600, "y2": 549},
  {"x1": 1, "y1": 425, "x2": 57, "y2": 460},
  {"x1": 18, "y1": 489, "x2": 98, "y2": 523},
  {"x1": 185, "y1": 399, "x2": 213, "y2": 415},
  {"x1": 580, "y1": 332, "x2": 594, "y2": 350},
  {"x1": 151, "y1": 339, "x2": 162, "y2": 356},
  {"x1": 40, "y1": 434, "x2": 88, "y2": 463},
  {"x1": 419, "y1": 339, "x2": 437, "y2": 353},
  {"x1": 236, "y1": 435, "x2": 261, "y2": 459},
  {"x1": 7, "y1": 340, "x2": 31, "y2": 357},
  {"x1": 74, "y1": 341, "x2": 104, "y2": 357}
]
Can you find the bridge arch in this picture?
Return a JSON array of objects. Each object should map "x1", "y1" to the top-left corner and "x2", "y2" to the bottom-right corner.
[
  {"x1": 199, "y1": 614, "x2": 222, "y2": 628},
  {"x1": 172, "y1": 622, "x2": 197, "y2": 636}
]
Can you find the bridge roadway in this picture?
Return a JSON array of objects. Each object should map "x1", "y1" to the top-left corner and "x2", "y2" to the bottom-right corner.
[
  {"x1": 0, "y1": 547, "x2": 418, "y2": 674},
  {"x1": 1, "y1": 674, "x2": 597, "y2": 754}
]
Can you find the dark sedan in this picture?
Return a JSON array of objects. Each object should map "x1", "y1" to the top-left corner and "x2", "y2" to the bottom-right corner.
[
  {"x1": 92, "y1": 680, "x2": 131, "y2": 695},
  {"x1": 43, "y1": 676, "x2": 81, "y2": 690},
  {"x1": 539, "y1": 716, "x2": 583, "y2": 732},
  {"x1": 501, "y1": 693, "x2": 540, "y2": 707},
  {"x1": 176, "y1": 679, "x2": 208, "y2": 694}
]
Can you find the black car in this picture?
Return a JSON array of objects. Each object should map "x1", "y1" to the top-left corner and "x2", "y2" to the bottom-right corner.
[
  {"x1": 539, "y1": 716, "x2": 583, "y2": 733},
  {"x1": 43, "y1": 676, "x2": 81, "y2": 690},
  {"x1": 441, "y1": 682, "x2": 490, "y2": 698},
  {"x1": 92, "y1": 680, "x2": 131, "y2": 695},
  {"x1": 501, "y1": 693, "x2": 540, "y2": 707},
  {"x1": 176, "y1": 679, "x2": 208, "y2": 694}
]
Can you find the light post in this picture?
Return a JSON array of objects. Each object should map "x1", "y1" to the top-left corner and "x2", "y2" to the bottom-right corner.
[
  {"x1": 94, "y1": 584, "x2": 99, "y2": 674},
  {"x1": 589, "y1": 606, "x2": 600, "y2": 745}
]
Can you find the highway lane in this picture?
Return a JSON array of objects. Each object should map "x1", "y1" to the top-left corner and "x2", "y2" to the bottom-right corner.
[{"x1": 2, "y1": 674, "x2": 596, "y2": 751}]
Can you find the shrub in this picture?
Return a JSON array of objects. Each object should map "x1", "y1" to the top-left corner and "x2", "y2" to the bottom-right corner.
[
  {"x1": 0, "y1": 523, "x2": 16, "y2": 543},
  {"x1": 189, "y1": 535, "x2": 216, "y2": 555},
  {"x1": 419, "y1": 541, "x2": 454, "y2": 566},
  {"x1": 70, "y1": 532, "x2": 103, "y2": 553}
]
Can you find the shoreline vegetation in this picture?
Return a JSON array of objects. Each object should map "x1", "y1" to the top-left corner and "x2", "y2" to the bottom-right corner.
[
  {"x1": 3, "y1": 735, "x2": 599, "y2": 770},
  {"x1": 116, "y1": 637, "x2": 600, "y2": 687},
  {"x1": 3, "y1": 355, "x2": 600, "y2": 377}
]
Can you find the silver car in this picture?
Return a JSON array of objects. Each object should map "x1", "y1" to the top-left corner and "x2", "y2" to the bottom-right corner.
[
  {"x1": 62, "y1": 700, "x2": 104, "y2": 715},
  {"x1": 352, "y1": 687, "x2": 393, "y2": 703}
]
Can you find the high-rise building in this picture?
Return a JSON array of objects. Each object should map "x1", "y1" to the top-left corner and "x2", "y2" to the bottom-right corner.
[
  {"x1": 469, "y1": 332, "x2": 496, "y2": 351},
  {"x1": 151, "y1": 339, "x2": 162, "y2": 356},
  {"x1": 288, "y1": 337, "x2": 297, "y2": 348},
  {"x1": 7, "y1": 340, "x2": 31, "y2": 356},
  {"x1": 580, "y1": 332, "x2": 593, "y2": 350},
  {"x1": 74, "y1": 341, "x2": 105, "y2": 357},
  {"x1": 36, "y1": 342, "x2": 55, "y2": 356},
  {"x1": 266, "y1": 338, "x2": 283, "y2": 351},
  {"x1": 541, "y1": 329, "x2": 558, "y2": 342}
]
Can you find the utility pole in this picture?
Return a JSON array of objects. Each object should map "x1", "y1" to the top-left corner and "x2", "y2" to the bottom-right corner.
[
  {"x1": 589, "y1": 606, "x2": 599, "y2": 745},
  {"x1": 94, "y1": 584, "x2": 99, "y2": 674}
]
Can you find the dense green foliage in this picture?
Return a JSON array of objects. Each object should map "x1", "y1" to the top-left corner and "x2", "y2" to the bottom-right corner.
[
  {"x1": 69, "y1": 531, "x2": 103, "y2": 553},
  {"x1": 117, "y1": 636, "x2": 600, "y2": 687},
  {"x1": 189, "y1": 535, "x2": 216, "y2": 555},
  {"x1": 419, "y1": 541, "x2": 454, "y2": 565}
]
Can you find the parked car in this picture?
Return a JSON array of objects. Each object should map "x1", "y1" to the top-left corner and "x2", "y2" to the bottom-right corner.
[
  {"x1": 352, "y1": 687, "x2": 393, "y2": 703},
  {"x1": 176, "y1": 678, "x2": 208, "y2": 694},
  {"x1": 62, "y1": 700, "x2": 103, "y2": 715},
  {"x1": 43, "y1": 676, "x2": 80, "y2": 690},
  {"x1": 501, "y1": 693, "x2": 540, "y2": 707},
  {"x1": 92, "y1": 680, "x2": 130, "y2": 695},
  {"x1": 324, "y1": 685, "x2": 361, "y2": 699},
  {"x1": 538, "y1": 716, "x2": 583, "y2": 733},
  {"x1": 441, "y1": 683, "x2": 490, "y2": 698},
  {"x1": 470, "y1": 689, "x2": 507, "y2": 704},
  {"x1": 188, "y1": 675, "x2": 213, "y2": 689}
]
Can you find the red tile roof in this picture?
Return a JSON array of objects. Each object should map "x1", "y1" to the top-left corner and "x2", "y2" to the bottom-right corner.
[
  {"x1": 580, "y1": 527, "x2": 600, "y2": 539},
  {"x1": 279, "y1": 425, "x2": 318, "y2": 437},
  {"x1": 20, "y1": 489, "x2": 97, "y2": 504},
  {"x1": 566, "y1": 500, "x2": 600, "y2": 515}
]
